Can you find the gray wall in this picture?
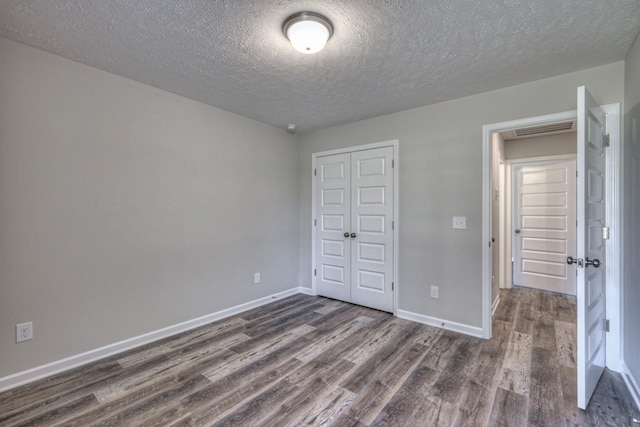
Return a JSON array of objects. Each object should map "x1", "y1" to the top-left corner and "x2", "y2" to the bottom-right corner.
[
  {"x1": 504, "y1": 132, "x2": 576, "y2": 160},
  {"x1": 299, "y1": 62, "x2": 624, "y2": 328},
  {"x1": 624, "y1": 32, "x2": 640, "y2": 389},
  {"x1": 0, "y1": 39, "x2": 299, "y2": 377}
]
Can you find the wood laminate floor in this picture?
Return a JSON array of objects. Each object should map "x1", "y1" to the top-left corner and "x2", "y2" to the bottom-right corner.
[{"x1": 0, "y1": 288, "x2": 638, "y2": 426}]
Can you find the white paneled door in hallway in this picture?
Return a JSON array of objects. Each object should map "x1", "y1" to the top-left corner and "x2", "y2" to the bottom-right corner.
[
  {"x1": 513, "y1": 160, "x2": 577, "y2": 295},
  {"x1": 315, "y1": 146, "x2": 395, "y2": 312}
]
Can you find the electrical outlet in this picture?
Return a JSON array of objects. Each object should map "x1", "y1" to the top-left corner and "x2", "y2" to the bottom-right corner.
[
  {"x1": 452, "y1": 216, "x2": 467, "y2": 229},
  {"x1": 430, "y1": 286, "x2": 439, "y2": 299},
  {"x1": 254, "y1": 273, "x2": 261, "y2": 284},
  {"x1": 16, "y1": 322, "x2": 33, "y2": 343}
]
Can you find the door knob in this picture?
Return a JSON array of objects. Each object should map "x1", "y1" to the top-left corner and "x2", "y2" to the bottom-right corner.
[
  {"x1": 567, "y1": 256, "x2": 576, "y2": 265},
  {"x1": 585, "y1": 257, "x2": 601, "y2": 268},
  {"x1": 514, "y1": 229, "x2": 521, "y2": 234},
  {"x1": 350, "y1": 233, "x2": 357, "y2": 238},
  {"x1": 344, "y1": 232, "x2": 350, "y2": 238}
]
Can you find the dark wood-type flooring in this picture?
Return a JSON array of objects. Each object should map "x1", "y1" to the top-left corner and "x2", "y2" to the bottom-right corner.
[{"x1": 1, "y1": 288, "x2": 638, "y2": 426}]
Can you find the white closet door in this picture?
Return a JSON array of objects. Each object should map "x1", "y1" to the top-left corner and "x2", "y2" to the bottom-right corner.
[
  {"x1": 315, "y1": 153, "x2": 351, "y2": 302},
  {"x1": 350, "y1": 147, "x2": 394, "y2": 312},
  {"x1": 315, "y1": 146, "x2": 395, "y2": 313}
]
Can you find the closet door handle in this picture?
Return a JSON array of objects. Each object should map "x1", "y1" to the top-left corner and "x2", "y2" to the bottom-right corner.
[
  {"x1": 344, "y1": 232, "x2": 350, "y2": 238},
  {"x1": 350, "y1": 233, "x2": 357, "y2": 238}
]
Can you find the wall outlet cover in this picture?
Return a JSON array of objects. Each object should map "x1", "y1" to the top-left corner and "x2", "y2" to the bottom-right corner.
[
  {"x1": 452, "y1": 216, "x2": 467, "y2": 229},
  {"x1": 430, "y1": 286, "x2": 439, "y2": 299},
  {"x1": 254, "y1": 273, "x2": 261, "y2": 284},
  {"x1": 16, "y1": 322, "x2": 33, "y2": 343}
]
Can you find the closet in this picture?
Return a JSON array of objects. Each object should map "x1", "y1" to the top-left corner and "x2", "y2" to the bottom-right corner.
[{"x1": 314, "y1": 146, "x2": 395, "y2": 312}]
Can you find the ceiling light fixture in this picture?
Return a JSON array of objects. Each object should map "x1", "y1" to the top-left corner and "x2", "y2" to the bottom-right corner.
[{"x1": 283, "y1": 12, "x2": 333, "y2": 54}]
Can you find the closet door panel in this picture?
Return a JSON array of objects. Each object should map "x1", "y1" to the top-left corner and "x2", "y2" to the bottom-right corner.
[
  {"x1": 350, "y1": 147, "x2": 394, "y2": 312},
  {"x1": 315, "y1": 153, "x2": 351, "y2": 302}
]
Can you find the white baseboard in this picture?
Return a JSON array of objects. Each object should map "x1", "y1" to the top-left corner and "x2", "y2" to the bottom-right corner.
[
  {"x1": 492, "y1": 295, "x2": 500, "y2": 316},
  {"x1": 621, "y1": 361, "x2": 640, "y2": 412},
  {"x1": 298, "y1": 287, "x2": 315, "y2": 296},
  {"x1": 0, "y1": 287, "x2": 304, "y2": 393},
  {"x1": 396, "y1": 309, "x2": 483, "y2": 338}
]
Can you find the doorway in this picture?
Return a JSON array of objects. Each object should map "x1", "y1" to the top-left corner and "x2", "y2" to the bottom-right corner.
[
  {"x1": 482, "y1": 100, "x2": 622, "y2": 409},
  {"x1": 493, "y1": 124, "x2": 578, "y2": 301}
]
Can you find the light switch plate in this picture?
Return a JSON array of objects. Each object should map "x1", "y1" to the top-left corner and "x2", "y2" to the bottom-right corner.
[{"x1": 452, "y1": 216, "x2": 466, "y2": 229}]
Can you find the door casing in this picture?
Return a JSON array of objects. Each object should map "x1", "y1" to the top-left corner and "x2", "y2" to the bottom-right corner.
[
  {"x1": 311, "y1": 140, "x2": 400, "y2": 315},
  {"x1": 482, "y1": 106, "x2": 622, "y2": 373}
]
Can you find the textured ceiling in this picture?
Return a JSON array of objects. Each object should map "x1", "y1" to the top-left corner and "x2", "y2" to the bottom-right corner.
[{"x1": 1, "y1": 1, "x2": 640, "y2": 133}]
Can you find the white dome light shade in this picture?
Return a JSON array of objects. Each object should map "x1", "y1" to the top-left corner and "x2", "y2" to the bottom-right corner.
[
  {"x1": 286, "y1": 20, "x2": 329, "y2": 54},
  {"x1": 283, "y1": 12, "x2": 333, "y2": 54}
]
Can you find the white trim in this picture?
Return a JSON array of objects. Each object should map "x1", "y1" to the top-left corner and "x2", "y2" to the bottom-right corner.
[
  {"x1": 504, "y1": 164, "x2": 513, "y2": 289},
  {"x1": 482, "y1": 105, "x2": 622, "y2": 367},
  {"x1": 492, "y1": 294, "x2": 501, "y2": 316},
  {"x1": 0, "y1": 287, "x2": 304, "y2": 393},
  {"x1": 397, "y1": 309, "x2": 483, "y2": 338},
  {"x1": 482, "y1": 110, "x2": 578, "y2": 339},
  {"x1": 298, "y1": 286, "x2": 316, "y2": 296},
  {"x1": 506, "y1": 154, "x2": 577, "y2": 165},
  {"x1": 621, "y1": 361, "x2": 640, "y2": 413},
  {"x1": 498, "y1": 161, "x2": 506, "y2": 289},
  {"x1": 602, "y1": 103, "x2": 622, "y2": 373},
  {"x1": 311, "y1": 140, "x2": 400, "y2": 315}
]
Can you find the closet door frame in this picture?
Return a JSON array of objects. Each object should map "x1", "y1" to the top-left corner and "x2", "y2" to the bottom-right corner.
[{"x1": 311, "y1": 140, "x2": 399, "y2": 315}]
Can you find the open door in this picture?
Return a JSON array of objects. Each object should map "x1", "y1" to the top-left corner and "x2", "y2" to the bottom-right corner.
[{"x1": 575, "y1": 86, "x2": 607, "y2": 409}]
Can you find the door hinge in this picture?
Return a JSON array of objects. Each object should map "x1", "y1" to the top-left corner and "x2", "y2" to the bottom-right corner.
[
  {"x1": 392, "y1": 159, "x2": 394, "y2": 168},
  {"x1": 392, "y1": 221, "x2": 394, "y2": 230},
  {"x1": 314, "y1": 168, "x2": 317, "y2": 176},
  {"x1": 605, "y1": 319, "x2": 610, "y2": 332},
  {"x1": 392, "y1": 282, "x2": 394, "y2": 291},
  {"x1": 314, "y1": 219, "x2": 317, "y2": 226},
  {"x1": 314, "y1": 269, "x2": 317, "y2": 276},
  {"x1": 602, "y1": 227, "x2": 610, "y2": 240},
  {"x1": 603, "y1": 134, "x2": 610, "y2": 147}
]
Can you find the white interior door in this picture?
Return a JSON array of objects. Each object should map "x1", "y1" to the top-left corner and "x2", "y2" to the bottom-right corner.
[
  {"x1": 316, "y1": 153, "x2": 351, "y2": 302},
  {"x1": 576, "y1": 85, "x2": 607, "y2": 409},
  {"x1": 315, "y1": 147, "x2": 395, "y2": 312},
  {"x1": 350, "y1": 147, "x2": 394, "y2": 312},
  {"x1": 512, "y1": 160, "x2": 577, "y2": 295}
]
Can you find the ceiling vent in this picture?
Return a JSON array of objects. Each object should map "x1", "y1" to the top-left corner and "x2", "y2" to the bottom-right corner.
[{"x1": 514, "y1": 121, "x2": 575, "y2": 137}]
